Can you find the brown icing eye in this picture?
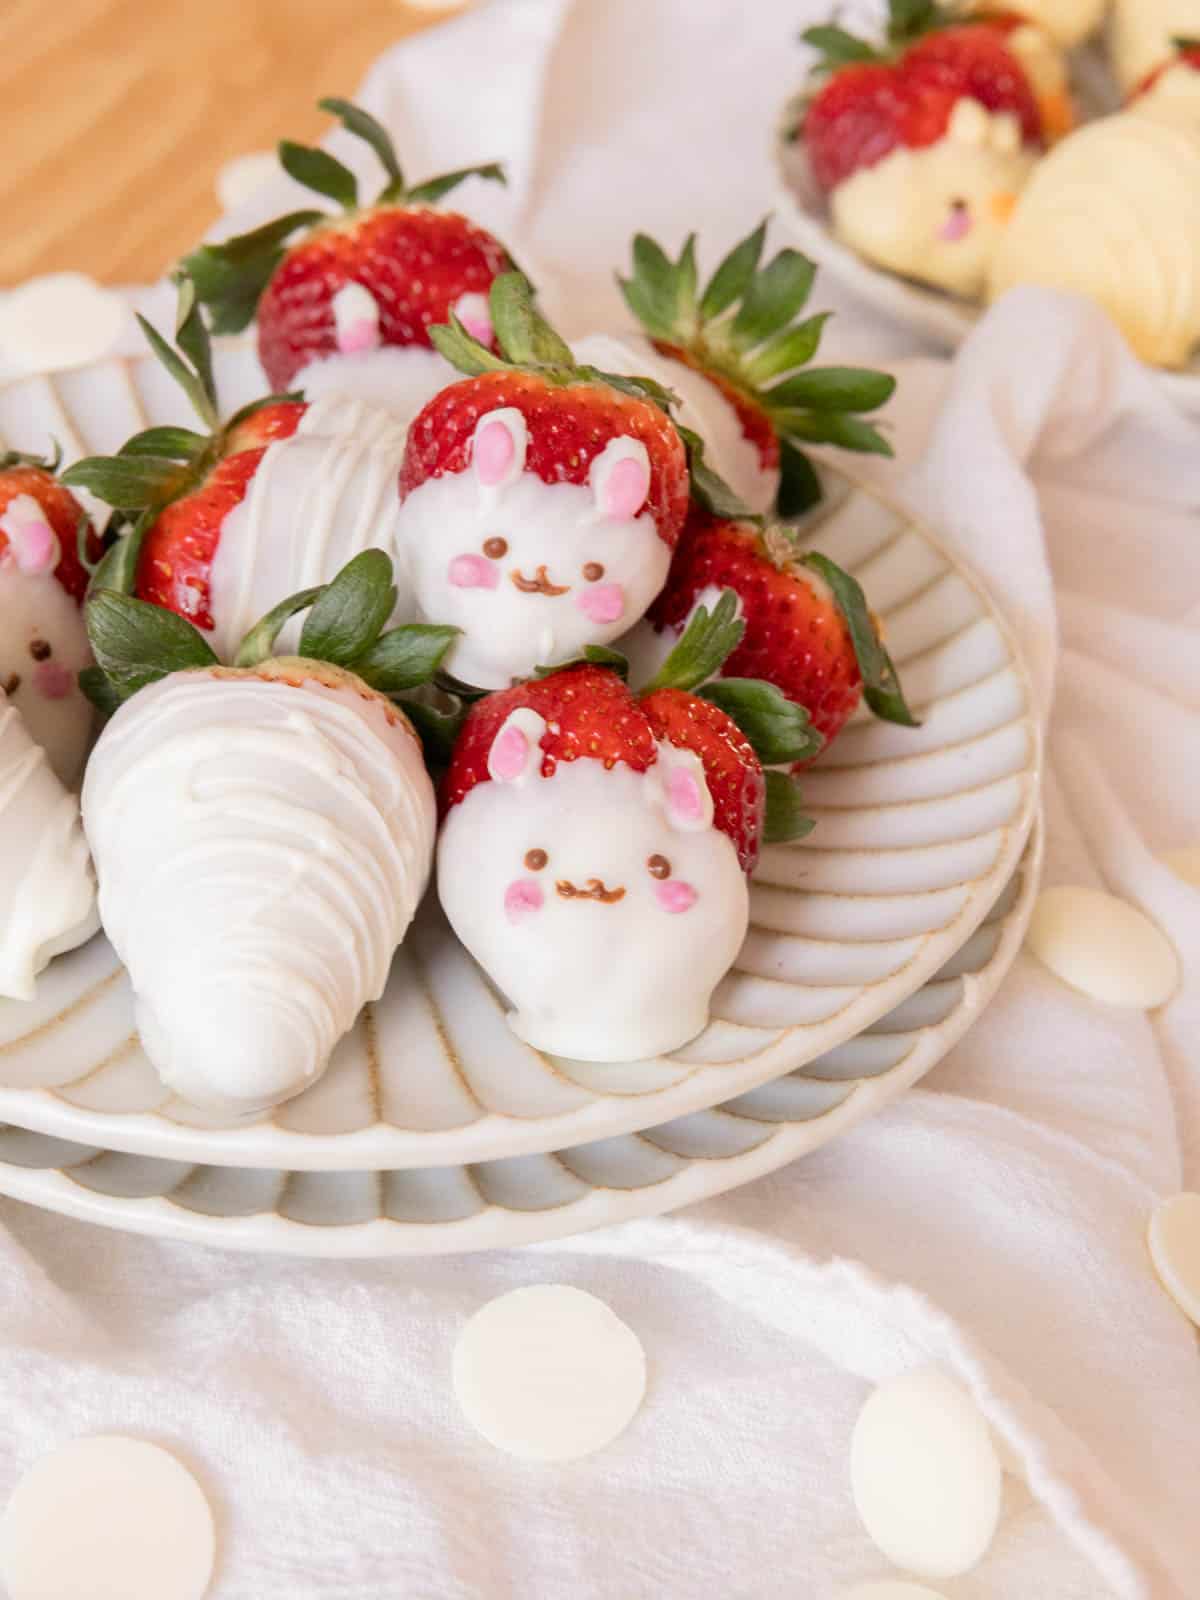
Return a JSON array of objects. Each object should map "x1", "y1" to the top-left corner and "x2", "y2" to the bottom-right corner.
[
  {"x1": 1, "y1": 673, "x2": 20, "y2": 697},
  {"x1": 483, "y1": 536, "x2": 508, "y2": 560},
  {"x1": 29, "y1": 639, "x2": 51, "y2": 662},
  {"x1": 647, "y1": 854, "x2": 670, "y2": 880},
  {"x1": 524, "y1": 848, "x2": 548, "y2": 871},
  {"x1": 583, "y1": 562, "x2": 605, "y2": 582}
]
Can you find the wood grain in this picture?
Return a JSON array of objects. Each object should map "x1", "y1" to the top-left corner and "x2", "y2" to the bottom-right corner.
[{"x1": 0, "y1": 0, "x2": 458, "y2": 287}]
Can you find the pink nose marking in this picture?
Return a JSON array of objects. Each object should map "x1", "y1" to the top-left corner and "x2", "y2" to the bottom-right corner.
[
  {"x1": 475, "y1": 419, "x2": 515, "y2": 486},
  {"x1": 491, "y1": 724, "x2": 530, "y2": 781},
  {"x1": 668, "y1": 766, "x2": 704, "y2": 821},
  {"x1": 603, "y1": 455, "x2": 650, "y2": 520},
  {"x1": 448, "y1": 553, "x2": 500, "y2": 590},
  {"x1": 337, "y1": 318, "x2": 379, "y2": 355},
  {"x1": 33, "y1": 660, "x2": 73, "y2": 700},
  {"x1": 455, "y1": 292, "x2": 493, "y2": 345},
  {"x1": 939, "y1": 207, "x2": 972, "y2": 242},
  {"x1": 505, "y1": 877, "x2": 544, "y2": 922},
  {"x1": 575, "y1": 582, "x2": 625, "y2": 625},
  {"x1": 8, "y1": 520, "x2": 57, "y2": 575},
  {"x1": 656, "y1": 879, "x2": 698, "y2": 914}
]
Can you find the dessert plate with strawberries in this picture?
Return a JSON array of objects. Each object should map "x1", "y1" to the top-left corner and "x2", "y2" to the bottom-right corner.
[
  {"x1": 0, "y1": 826, "x2": 1039, "y2": 1254},
  {"x1": 0, "y1": 331, "x2": 1039, "y2": 1169}
]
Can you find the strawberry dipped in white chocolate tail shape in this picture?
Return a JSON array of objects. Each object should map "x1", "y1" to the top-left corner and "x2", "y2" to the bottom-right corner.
[
  {"x1": 63, "y1": 280, "x2": 418, "y2": 666},
  {"x1": 396, "y1": 272, "x2": 690, "y2": 688},
  {"x1": 81, "y1": 552, "x2": 449, "y2": 1114}
]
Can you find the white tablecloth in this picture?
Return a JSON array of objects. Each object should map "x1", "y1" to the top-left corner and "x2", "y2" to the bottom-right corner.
[{"x1": 4, "y1": 4, "x2": 1200, "y2": 1596}]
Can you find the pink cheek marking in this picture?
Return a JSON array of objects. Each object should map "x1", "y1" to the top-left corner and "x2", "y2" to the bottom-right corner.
[
  {"x1": 602, "y1": 455, "x2": 650, "y2": 520},
  {"x1": 505, "y1": 878, "x2": 544, "y2": 922},
  {"x1": 668, "y1": 767, "x2": 704, "y2": 822},
  {"x1": 938, "y1": 208, "x2": 973, "y2": 242},
  {"x1": 454, "y1": 292, "x2": 494, "y2": 346},
  {"x1": 575, "y1": 583, "x2": 625, "y2": 625},
  {"x1": 656, "y1": 879, "x2": 698, "y2": 914},
  {"x1": 10, "y1": 521, "x2": 57, "y2": 575},
  {"x1": 475, "y1": 419, "x2": 515, "y2": 486},
  {"x1": 337, "y1": 318, "x2": 379, "y2": 355},
  {"x1": 448, "y1": 554, "x2": 500, "y2": 590},
  {"x1": 33, "y1": 661, "x2": 74, "y2": 700}
]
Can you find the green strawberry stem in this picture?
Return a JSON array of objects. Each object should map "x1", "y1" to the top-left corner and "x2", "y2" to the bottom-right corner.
[
  {"x1": 182, "y1": 96, "x2": 506, "y2": 336},
  {"x1": 617, "y1": 223, "x2": 895, "y2": 516},
  {"x1": 0, "y1": 442, "x2": 64, "y2": 475},
  {"x1": 82, "y1": 549, "x2": 458, "y2": 716},
  {"x1": 801, "y1": 0, "x2": 963, "y2": 74}
]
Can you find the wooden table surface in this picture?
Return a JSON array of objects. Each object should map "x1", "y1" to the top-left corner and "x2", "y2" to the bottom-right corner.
[{"x1": 1, "y1": 0, "x2": 456, "y2": 288}]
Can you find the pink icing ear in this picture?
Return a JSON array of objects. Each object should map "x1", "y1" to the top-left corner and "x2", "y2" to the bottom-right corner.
[
  {"x1": 667, "y1": 765, "x2": 705, "y2": 824},
  {"x1": 656, "y1": 879, "x2": 698, "y2": 914},
  {"x1": 505, "y1": 878, "x2": 544, "y2": 922},
  {"x1": 454, "y1": 291, "x2": 493, "y2": 346},
  {"x1": 601, "y1": 454, "x2": 650, "y2": 520},
  {"x1": 475, "y1": 419, "x2": 517, "y2": 486},
  {"x1": 337, "y1": 318, "x2": 379, "y2": 355},
  {"x1": 7, "y1": 519, "x2": 58, "y2": 576},
  {"x1": 490, "y1": 724, "x2": 529, "y2": 780}
]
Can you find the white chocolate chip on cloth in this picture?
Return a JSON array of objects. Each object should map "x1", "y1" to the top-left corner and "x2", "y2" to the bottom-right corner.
[
  {"x1": 1025, "y1": 885, "x2": 1180, "y2": 1010},
  {"x1": 214, "y1": 151, "x2": 282, "y2": 212},
  {"x1": 1149, "y1": 1194, "x2": 1200, "y2": 1327},
  {"x1": 0, "y1": 273, "x2": 126, "y2": 375}
]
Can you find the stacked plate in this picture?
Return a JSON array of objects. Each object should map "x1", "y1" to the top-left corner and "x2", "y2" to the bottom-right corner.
[{"x1": 0, "y1": 345, "x2": 1042, "y2": 1255}]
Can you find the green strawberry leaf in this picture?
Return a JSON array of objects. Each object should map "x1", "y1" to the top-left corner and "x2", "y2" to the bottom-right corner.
[
  {"x1": 766, "y1": 366, "x2": 896, "y2": 413},
  {"x1": 801, "y1": 24, "x2": 882, "y2": 71},
  {"x1": 405, "y1": 161, "x2": 506, "y2": 207},
  {"x1": 577, "y1": 366, "x2": 678, "y2": 413},
  {"x1": 698, "y1": 221, "x2": 767, "y2": 322},
  {"x1": 776, "y1": 439, "x2": 824, "y2": 519},
  {"x1": 172, "y1": 273, "x2": 217, "y2": 415},
  {"x1": 61, "y1": 453, "x2": 190, "y2": 511},
  {"x1": 534, "y1": 644, "x2": 630, "y2": 680},
  {"x1": 234, "y1": 586, "x2": 325, "y2": 668},
  {"x1": 888, "y1": 0, "x2": 944, "y2": 47},
  {"x1": 181, "y1": 210, "x2": 324, "y2": 335},
  {"x1": 86, "y1": 588, "x2": 218, "y2": 702},
  {"x1": 78, "y1": 664, "x2": 124, "y2": 719},
  {"x1": 318, "y1": 96, "x2": 404, "y2": 193},
  {"x1": 698, "y1": 677, "x2": 823, "y2": 765},
  {"x1": 774, "y1": 411, "x2": 894, "y2": 456},
  {"x1": 762, "y1": 769, "x2": 816, "y2": 843},
  {"x1": 86, "y1": 509, "x2": 153, "y2": 597},
  {"x1": 429, "y1": 314, "x2": 512, "y2": 377},
  {"x1": 279, "y1": 140, "x2": 359, "y2": 209},
  {"x1": 400, "y1": 695, "x2": 469, "y2": 766},
  {"x1": 802, "y1": 551, "x2": 918, "y2": 726},
  {"x1": 352, "y1": 623, "x2": 460, "y2": 693},
  {"x1": 75, "y1": 513, "x2": 99, "y2": 576},
  {"x1": 743, "y1": 312, "x2": 831, "y2": 388},
  {"x1": 643, "y1": 587, "x2": 745, "y2": 693},
  {"x1": 1172, "y1": 35, "x2": 1200, "y2": 49},
  {"x1": 728, "y1": 249, "x2": 817, "y2": 352},
  {"x1": 490, "y1": 272, "x2": 574, "y2": 367},
  {"x1": 118, "y1": 425, "x2": 209, "y2": 462},
  {"x1": 135, "y1": 314, "x2": 219, "y2": 432},
  {"x1": 298, "y1": 548, "x2": 397, "y2": 666},
  {"x1": 676, "y1": 425, "x2": 757, "y2": 521}
]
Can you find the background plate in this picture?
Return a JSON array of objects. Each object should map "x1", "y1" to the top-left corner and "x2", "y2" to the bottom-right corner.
[
  {"x1": 0, "y1": 825, "x2": 1040, "y2": 1255},
  {"x1": 0, "y1": 350, "x2": 1039, "y2": 1168}
]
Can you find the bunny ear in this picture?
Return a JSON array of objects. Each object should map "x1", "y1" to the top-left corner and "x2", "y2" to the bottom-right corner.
[
  {"x1": 487, "y1": 707, "x2": 548, "y2": 786},
  {"x1": 472, "y1": 407, "x2": 528, "y2": 490},
  {"x1": 652, "y1": 744, "x2": 714, "y2": 833},
  {"x1": 332, "y1": 281, "x2": 381, "y2": 354},
  {"x1": 589, "y1": 436, "x2": 650, "y2": 521}
]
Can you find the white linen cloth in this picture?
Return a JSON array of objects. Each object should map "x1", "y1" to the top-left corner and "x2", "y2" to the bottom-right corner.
[{"x1": 3, "y1": 3, "x2": 1200, "y2": 1595}]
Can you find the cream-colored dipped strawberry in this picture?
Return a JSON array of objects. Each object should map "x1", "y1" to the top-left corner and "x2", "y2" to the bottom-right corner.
[
  {"x1": 0, "y1": 685, "x2": 97, "y2": 1001},
  {"x1": 81, "y1": 552, "x2": 451, "y2": 1114}
]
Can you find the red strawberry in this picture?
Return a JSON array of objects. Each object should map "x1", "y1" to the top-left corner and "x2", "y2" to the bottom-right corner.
[
  {"x1": 801, "y1": 10, "x2": 1046, "y2": 193},
  {"x1": 402, "y1": 273, "x2": 690, "y2": 548},
  {"x1": 184, "y1": 97, "x2": 510, "y2": 389},
  {"x1": 442, "y1": 662, "x2": 766, "y2": 871},
  {"x1": 0, "y1": 452, "x2": 101, "y2": 604},
  {"x1": 615, "y1": 224, "x2": 895, "y2": 517},
  {"x1": 646, "y1": 511, "x2": 915, "y2": 753},
  {"x1": 62, "y1": 286, "x2": 305, "y2": 632}
]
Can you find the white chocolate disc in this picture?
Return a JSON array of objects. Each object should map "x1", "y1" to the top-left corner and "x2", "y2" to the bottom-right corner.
[
  {"x1": 453, "y1": 1285, "x2": 646, "y2": 1461},
  {"x1": 843, "y1": 1585, "x2": 949, "y2": 1600},
  {"x1": 0, "y1": 1436, "x2": 214, "y2": 1600},
  {"x1": 0, "y1": 274, "x2": 125, "y2": 373},
  {"x1": 1149, "y1": 1193, "x2": 1200, "y2": 1326},
  {"x1": 215, "y1": 150, "x2": 281, "y2": 211},
  {"x1": 1025, "y1": 885, "x2": 1179, "y2": 1009},
  {"x1": 1162, "y1": 845, "x2": 1200, "y2": 889},
  {"x1": 850, "y1": 1370, "x2": 1003, "y2": 1581}
]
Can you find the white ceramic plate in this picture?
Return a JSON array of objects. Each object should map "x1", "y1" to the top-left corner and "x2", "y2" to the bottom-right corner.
[
  {"x1": 773, "y1": 105, "x2": 1200, "y2": 414},
  {"x1": 0, "y1": 350, "x2": 1039, "y2": 1169},
  {"x1": 0, "y1": 824, "x2": 1040, "y2": 1254}
]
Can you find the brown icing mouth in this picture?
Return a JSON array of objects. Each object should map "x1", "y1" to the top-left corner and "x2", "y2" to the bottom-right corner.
[
  {"x1": 556, "y1": 878, "x2": 626, "y2": 905},
  {"x1": 512, "y1": 565, "x2": 569, "y2": 597}
]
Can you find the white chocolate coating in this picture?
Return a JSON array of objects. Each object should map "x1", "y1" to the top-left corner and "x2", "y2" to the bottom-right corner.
[
  {"x1": 293, "y1": 342, "x2": 453, "y2": 422},
  {"x1": 437, "y1": 751, "x2": 748, "y2": 1061},
  {"x1": 831, "y1": 116, "x2": 1038, "y2": 300},
  {"x1": 82, "y1": 664, "x2": 436, "y2": 1113},
  {"x1": 398, "y1": 424, "x2": 672, "y2": 689},
  {"x1": 0, "y1": 689, "x2": 97, "y2": 1001},
  {"x1": 1109, "y1": 0, "x2": 1200, "y2": 95},
  {"x1": 1133, "y1": 60, "x2": 1200, "y2": 133},
  {"x1": 0, "y1": 496, "x2": 93, "y2": 786},
  {"x1": 1004, "y1": 23, "x2": 1074, "y2": 140},
  {"x1": 973, "y1": 0, "x2": 1104, "y2": 48},
  {"x1": 208, "y1": 392, "x2": 415, "y2": 660},
  {"x1": 573, "y1": 332, "x2": 778, "y2": 514},
  {"x1": 988, "y1": 112, "x2": 1200, "y2": 368}
]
